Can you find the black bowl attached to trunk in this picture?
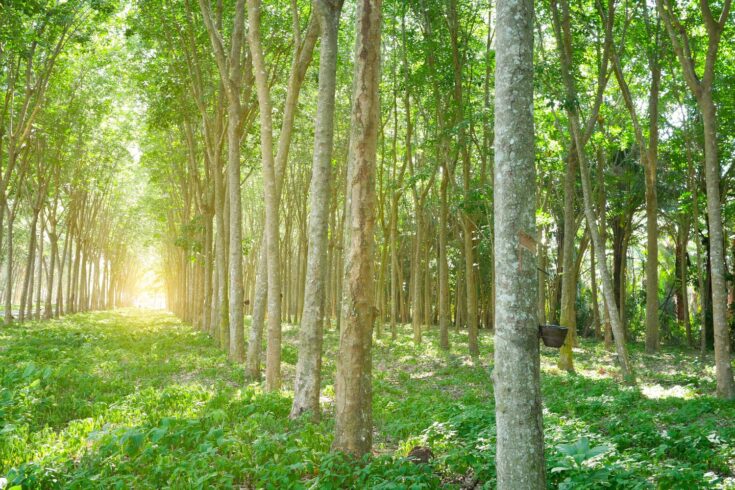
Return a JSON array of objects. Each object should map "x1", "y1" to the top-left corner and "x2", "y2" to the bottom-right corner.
[{"x1": 538, "y1": 324, "x2": 568, "y2": 348}]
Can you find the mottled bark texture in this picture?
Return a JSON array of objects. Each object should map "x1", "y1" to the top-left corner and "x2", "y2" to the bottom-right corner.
[
  {"x1": 247, "y1": 0, "x2": 283, "y2": 391},
  {"x1": 492, "y1": 0, "x2": 546, "y2": 487},
  {"x1": 291, "y1": 0, "x2": 342, "y2": 420},
  {"x1": 332, "y1": 0, "x2": 381, "y2": 457},
  {"x1": 245, "y1": 16, "x2": 319, "y2": 382}
]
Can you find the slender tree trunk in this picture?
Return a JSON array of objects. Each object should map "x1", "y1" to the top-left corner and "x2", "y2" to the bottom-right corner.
[
  {"x1": 226, "y1": 98, "x2": 245, "y2": 361},
  {"x1": 34, "y1": 217, "x2": 44, "y2": 319},
  {"x1": 203, "y1": 211, "x2": 213, "y2": 334},
  {"x1": 590, "y1": 238, "x2": 601, "y2": 338},
  {"x1": 244, "y1": 14, "x2": 319, "y2": 381},
  {"x1": 699, "y1": 94, "x2": 734, "y2": 398},
  {"x1": 438, "y1": 172, "x2": 450, "y2": 349},
  {"x1": 411, "y1": 213, "x2": 423, "y2": 344},
  {"x1": 246, "y1": 247, "x2": 267, "y2": 378},
  {"x1": 538, "y1": 227, "x2": 547, "y2": 325},
  {"x1": 4, "y1": 213, "x2": 14, "y2": 324},
  {"x1": 552, "y1": 0, "x2": 633, "y2": 380},
  {"x1": 332, "y1": 0, "x2": 381, "y2": 456},
  {"x1": 597, "y1": 150, "x2": 613, "y2": 349},
  {"x1": 291, "y1": 0, "x2": 342, "y2": 419},
  {"x1": 389, "y1": 198, "x2": 400, "y2": 339},
  {"x1": 576, "y1": 128, "x2": 634, "y2": 380},
  {"x1": 448, "y1": 0, "x2": 478, "y2": 357},
  {"x1": 689, "y1": 149, "x2": 707, "y2": 357},
  {"x1": 56, "y1": 229, "x2": 69, "y2": 317},
  {"x1": 19, "y1": 212, "x2": 39, "y2": 323},
  {"x1": 558, "y1": 151, "x2": 577, "y2": 371},
  {"x1": 215, "y1": 164, "x2": 229, "y2": 350},
  {"x1": 248, "y1": 0, "x2": 283, "y2": 390},
  {"x1": 423, "y1": 231, "x2": 432, "y2": 329},
  {"x1": 493, "y1": 0, "x2": 545, "y2": 484}
]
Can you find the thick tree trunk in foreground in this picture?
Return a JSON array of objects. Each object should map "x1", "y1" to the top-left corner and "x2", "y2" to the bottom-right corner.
[
  {"x1": 291, "y1": 0, "x2": 342, "y2": 419},
  {"x1": 332, "y1": 0, "x2": 381, "y2": 457},
  {"x1": 492, "y1": 0, "x2": 545, "y2": 486}
]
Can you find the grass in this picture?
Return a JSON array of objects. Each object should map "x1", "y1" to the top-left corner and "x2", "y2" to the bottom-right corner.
[{"x1": 1, "y1": 309, "x2": 734, "y2": 489}]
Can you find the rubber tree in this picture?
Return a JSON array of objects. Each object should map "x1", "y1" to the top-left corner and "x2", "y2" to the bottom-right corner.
[
  {"x1": 291, "y1": 0, "x2": 343, "y2": 420},
  {"x1": 332, "y1": 0, "x2": 382, "y2": 457},
  {"x1": 656, "y1": 0, "x2": 734, "y2": 399},
  {"x1": 492, "y1": 0, "x2": 546, "y2": 486}
]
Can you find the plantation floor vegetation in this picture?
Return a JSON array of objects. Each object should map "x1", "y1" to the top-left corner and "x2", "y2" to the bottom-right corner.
[{"x1": 1, "y1": 310, "x2": 734, "y2": 488}]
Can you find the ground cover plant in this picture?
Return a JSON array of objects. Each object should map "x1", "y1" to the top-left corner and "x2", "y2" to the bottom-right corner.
[
  {"x1": 3, "y1": 0, "x2": 735, "y2": 487},
  {"x1": 1, "y1": 310, "x2": 733, "y2": 489}
]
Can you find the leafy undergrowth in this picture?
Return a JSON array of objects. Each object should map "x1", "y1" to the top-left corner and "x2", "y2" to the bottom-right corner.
[{"x1": 0, "y1": 309, "x2": 733, "y2": 489}]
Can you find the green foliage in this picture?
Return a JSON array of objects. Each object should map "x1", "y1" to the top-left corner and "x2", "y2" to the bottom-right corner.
[{"x1": 2, "y1": 311, "x2": 735, "y2": 488}]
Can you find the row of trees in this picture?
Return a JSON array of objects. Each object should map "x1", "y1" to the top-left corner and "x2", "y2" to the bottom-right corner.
[
  {"x1": 133, "y1": 0, "x2": 382, "y2": 454},
  {"x1": 136, "y1": 0, "x2": 735, "y2": 415},
  {"x1": 3, "y1": 0, "x2": 733, "y2": 478},
  {"x1": 0, "y1": 2, "x2": 145, "y2": 324}
]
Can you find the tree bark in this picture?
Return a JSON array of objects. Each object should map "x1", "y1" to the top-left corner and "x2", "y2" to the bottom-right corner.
[
  {"x1": 558, "y1": 151, "x2": 578, "y2": 371},
  {"x1": 291, "y1": 0, "x2": 342, "y2": 419},
  {"x1": 332, "y1": 0, "x2": 381, "y2": 457},
  {"x1": 493, "y1": 0, "x2": 545, "y2": 485},
  {"x1": 700, "y1": 94, "x2": 734, "y2": 398},
  {"x1": 245, "y1": 14, "x2": 319, "y2": 381},
  {"x1": 247, "y1": 0, "x2": 283, "y2": 390}
]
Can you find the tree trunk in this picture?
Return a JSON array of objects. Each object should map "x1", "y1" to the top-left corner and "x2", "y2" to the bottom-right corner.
[
  {"x1": 57, "y1": 229, "x2": 69, "y2": 317},
  {"x1": 248, "y1": 0, "x2": 283, "y2": 390},
  {"x1": 411, "y1": 213, "x2": 423, "y2": 344},
  {"x1": 291, "y1": 0, "x2": 342, "y2": 420},
  {"x1": 332, "y1": 0, "x2": 381, "y2": 456},
  {"x1": 19, "y1": 212, "x2": 39, "y2": 323},
  {"x1": 699, "y1": 94, "x2": 734, "y2": 398},
  {"x1": 538, "y1": 227, "x2": 547, "y2": 325},
  {"x1": 4, "y1": 213, "x2": 14, "y2": 324},
  {"x1": 590, "y1": 237, "x2": 601, "y2": 338},
  {"x1": 244, "y1": 13, "x2": 319, "y2": 382},
  {"x1": 438, "y1": 172, "x2": 450, "y2": 349},
  {"x1": 34, "y1": 217, "x2": 44, "y2": 319},
  {"x1": 558, "y1": 151, "x2": 578, "y2": 371},
  {"x1": 493, "y1": 0, "x2": 546, "y2": 485}
]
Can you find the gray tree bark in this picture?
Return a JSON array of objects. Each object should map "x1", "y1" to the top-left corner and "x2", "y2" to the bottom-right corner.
[
  {"x1": 492, "y1": 0, "x2": 545, "y2": 486},
  {"x1": 245, "y1": 16, "x2": 319, "y2": 382},
  {"x1": 247, "y1": 0, "x2": 283, "y2": 391},
  {"x1": 291, "y1": 0, "x2": 342, "y2": 419}
]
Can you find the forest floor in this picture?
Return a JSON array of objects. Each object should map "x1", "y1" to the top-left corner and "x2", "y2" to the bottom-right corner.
[{"x1": 1, "y1": 309, "x2": 734, "y2": 489}]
